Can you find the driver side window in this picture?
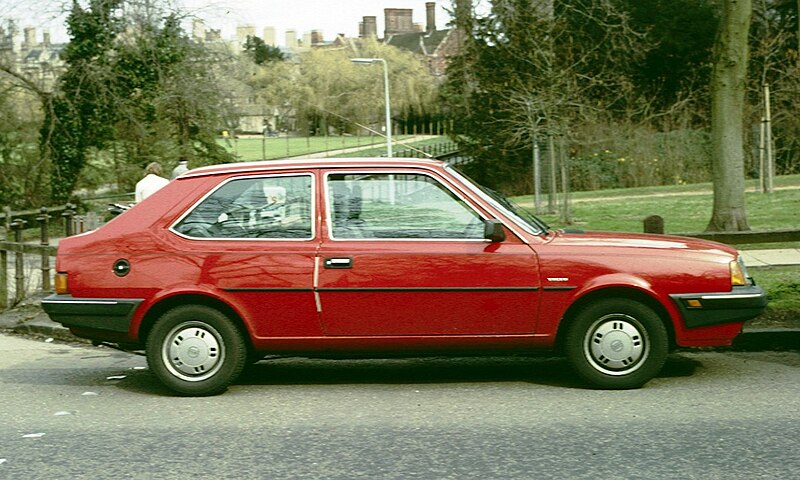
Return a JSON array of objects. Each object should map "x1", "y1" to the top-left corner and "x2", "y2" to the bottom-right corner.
[{"x1": 327, "y1": 173, "x2": 484, "y2": 239}]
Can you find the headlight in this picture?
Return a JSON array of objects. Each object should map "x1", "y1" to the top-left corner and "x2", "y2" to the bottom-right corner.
[{"x1": 730, "y1": 256, "x2": 748, "y2": 286}]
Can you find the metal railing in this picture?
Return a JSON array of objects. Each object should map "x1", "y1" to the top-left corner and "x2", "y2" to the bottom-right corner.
[
  {"x1": 394, "y1": 141, "x2": 459, "y2": 159},
  {"x1": 0, "y1": 205, "x2": 81, "y2": 309}
]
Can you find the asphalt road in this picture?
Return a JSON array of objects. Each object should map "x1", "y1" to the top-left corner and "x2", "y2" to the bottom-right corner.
[{"x1": 1, "y1": 333, "x2": 798, "y2": 479}]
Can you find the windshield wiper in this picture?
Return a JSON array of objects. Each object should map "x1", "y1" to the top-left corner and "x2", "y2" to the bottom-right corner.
[{"x1": 484, "y1": 187, "x2": 550, "y2": 234}]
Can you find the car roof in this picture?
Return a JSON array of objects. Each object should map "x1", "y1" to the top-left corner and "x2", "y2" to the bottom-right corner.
[{"x1": 182, "y1": 157, "x2": 446, "y2": 179}]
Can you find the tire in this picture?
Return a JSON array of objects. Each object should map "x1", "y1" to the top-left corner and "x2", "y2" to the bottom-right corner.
[
  {"x1": 146, "y1": 305, "x2": 247, "y2": 396},
  {"x1": 564, "y1": 298, "x2": 668, "y2": 389}
]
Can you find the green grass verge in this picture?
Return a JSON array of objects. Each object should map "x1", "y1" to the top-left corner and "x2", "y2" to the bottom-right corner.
[
  {"x1": 750, "y1": 266, "x2": 800, "y2": 310},
  {"x1": 518, "y1": 174, "x2": 800, "y2": 234},
  {"x1": 747, "y1": 265, "x2": 800, "y2": 328},
  {"x1": 220, "y1": 135, "x2": 428, "y2": 161}
]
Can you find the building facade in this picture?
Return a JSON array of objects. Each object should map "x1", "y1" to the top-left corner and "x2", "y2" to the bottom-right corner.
[{"x1": 0, "y1": 22, "x2": 66, "y2": 92}]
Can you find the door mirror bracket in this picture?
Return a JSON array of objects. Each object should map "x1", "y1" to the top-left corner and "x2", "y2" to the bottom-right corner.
[{"x1": 484, "y1": 219, "x2": 506, "y2": 242}]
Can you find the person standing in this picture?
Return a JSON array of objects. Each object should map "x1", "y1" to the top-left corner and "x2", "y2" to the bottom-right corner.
[
  {"x1": 171, "y1": 157, "x2": 189, "y2": 179},
  {"x1": 135, "y1": 162, "x2": 170, "y2": 202}
]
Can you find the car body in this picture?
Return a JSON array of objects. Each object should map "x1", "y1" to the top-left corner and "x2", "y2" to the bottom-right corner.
[{"x1": 42, "y1": 158, "x2": 768, "y2": 395}]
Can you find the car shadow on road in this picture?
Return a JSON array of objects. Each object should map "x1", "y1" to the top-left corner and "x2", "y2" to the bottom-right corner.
[
  {"x1": 111, "y1": 353, "x2": 702, "y2": 395},
  {"x1": 239, "y1": 355, "x2": 585, "y2": 389},
  {"x1": 239, "y1": 353, "x2": 700, "y2": 386},
  {"x1": 658, "y1": 353, "x2": 702, "y2": 378}
]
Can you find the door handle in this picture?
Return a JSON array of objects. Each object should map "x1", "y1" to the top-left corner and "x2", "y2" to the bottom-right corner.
[{"x1": 324, "y1": 257, "x2": 352, "y2": 269}]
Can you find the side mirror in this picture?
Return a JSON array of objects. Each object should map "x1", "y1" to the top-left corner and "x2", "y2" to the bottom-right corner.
[{"x1": 484, "y1": 219, "x2": 506, "y2": 242}]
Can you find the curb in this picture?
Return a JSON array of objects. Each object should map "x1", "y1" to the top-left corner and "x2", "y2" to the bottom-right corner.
[
  {"x1": 0, "y1": 302, "x2": 78, "y2": 343},
  {"x1": 731, "y1": 328, "x2": 800, "y2": 352},
  {"x1": 10, "y1": 318, "x2": 76, "y2": 342}
]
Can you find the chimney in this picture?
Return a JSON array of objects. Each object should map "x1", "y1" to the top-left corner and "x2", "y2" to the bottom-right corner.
[
  {"x1": 192, "y1": 19, "x2": 205, "y2": 42},
  {"x1": 236, "y1": 24, "x2": 256, "y2": 45},
  {"x1": 311, "y1": 30, "x2": 323, "y2": 45},
  {"x1": 426, "y1": 2, "x2": 436, "y2": 33},
  {"x1": 384, "y1": 8, "x2": 413, "y2": 38},
  {"x1": 285, "y1": 30, "x2": 297, "y2": 49},
  {"x1": 263, "y1": 27, "x2": 276, "y2": 47},
  {"x1": 23, "y1": 27, "x2": 35, "y2": 49},
  {"x1": 42, "y1": 29, "x2": 51, "y2": 46},
  {"x1": 361, "y1": 16, "x2": 377, "y2": 38}
]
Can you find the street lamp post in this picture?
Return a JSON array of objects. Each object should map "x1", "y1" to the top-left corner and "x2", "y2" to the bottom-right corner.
[{"x1": 351, "y1": 57, "x2": 392, "y2": 157}]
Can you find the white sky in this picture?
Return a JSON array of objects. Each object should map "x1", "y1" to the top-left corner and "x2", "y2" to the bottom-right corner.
[{"x1": 0, "y1": 0, "x2": 462, "y2": 47}]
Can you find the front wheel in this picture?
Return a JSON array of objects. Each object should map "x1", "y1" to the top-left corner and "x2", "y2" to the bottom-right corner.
[
  {"x1": 146, "y1": 305, "x2": 247, "y2": 396},
  {"x1": 564, "y1": 298, "x2": 668, "y2": 389}
]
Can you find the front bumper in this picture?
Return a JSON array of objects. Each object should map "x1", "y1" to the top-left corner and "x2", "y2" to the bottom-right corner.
[
  {"x1": 670, "y1": 285, "x2": 768, "y2": 329},
  {"x1": 41, "y1": 294, "x2": 143, "y2": 334}
]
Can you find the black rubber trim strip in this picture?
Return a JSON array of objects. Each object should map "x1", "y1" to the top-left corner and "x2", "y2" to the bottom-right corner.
[{"x1": 317, "y1": 287, "x2": 539, "y2": 292}]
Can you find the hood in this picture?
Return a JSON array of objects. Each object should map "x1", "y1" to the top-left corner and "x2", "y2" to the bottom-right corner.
[{"x1": 550, "y1": 229, "x2": 738, "y2": 258}]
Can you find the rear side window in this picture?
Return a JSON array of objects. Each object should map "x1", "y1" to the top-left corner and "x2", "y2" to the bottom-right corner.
[{"x1": 173, "y1": 174, "x2": 313, "y2": 240}]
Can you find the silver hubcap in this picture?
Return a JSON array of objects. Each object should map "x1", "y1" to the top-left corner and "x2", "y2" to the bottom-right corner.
[
  {"x1": 162, "y1": 322, "x2": 225, "y2": 382},
  {"x1": 584, "y1": 314, "x2": 648, "y2": 376}
]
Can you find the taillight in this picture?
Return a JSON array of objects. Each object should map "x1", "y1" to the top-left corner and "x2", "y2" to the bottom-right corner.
[{"x1": 54, "y1": 273, "x2": 69, "y2": 294}]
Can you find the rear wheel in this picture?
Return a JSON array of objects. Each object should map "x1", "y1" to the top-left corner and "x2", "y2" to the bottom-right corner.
[
  {"x1": 146, "y1": 305, "x2": 247, "y2": 396},
  {"x1": 565, "y1": 298, "x2": 668, "y2": 389}
]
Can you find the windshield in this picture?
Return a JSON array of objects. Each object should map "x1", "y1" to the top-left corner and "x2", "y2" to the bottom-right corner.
[{"x1": 445, "y1": 164, "x2": 550, "y2": 235}]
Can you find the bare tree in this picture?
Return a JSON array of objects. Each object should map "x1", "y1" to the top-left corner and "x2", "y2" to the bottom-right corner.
[
  {"x1": 707, "y1": 0, "x2": 753, "y2": 232},
  {"x1": 442, "y1": 0, "x2": 649, "y2": 197},
  {"x1": 500, "y1": 0, "x2": 645, "y2": 143}
]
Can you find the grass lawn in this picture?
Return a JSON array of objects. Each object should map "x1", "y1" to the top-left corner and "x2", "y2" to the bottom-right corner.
[
  {"x1": 331, "y1": 137, "x2": 452, "y2": 158},
  {"x1": 515, "y1": 174, "x2": 800, "y2": 234},
  {"x1": 220, "y1": 135, "x2": 427, "y2": 161}
]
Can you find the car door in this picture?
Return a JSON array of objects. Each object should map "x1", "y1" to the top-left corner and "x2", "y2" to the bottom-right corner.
[{"x1": 316, "y1": 170, "x2": 540, "y2": 336}]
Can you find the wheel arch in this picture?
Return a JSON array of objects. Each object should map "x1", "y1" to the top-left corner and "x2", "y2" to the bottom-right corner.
[
  {"x1": 555, "y1": 287, "x2": 676, "y2": 353},
  {"x1": 138, "y1": 294, "x2": 253, "y2": 354}
]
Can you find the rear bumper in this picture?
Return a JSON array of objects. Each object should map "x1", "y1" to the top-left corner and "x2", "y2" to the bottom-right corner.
[
  {"x1": 670, "y1": 285, "x2": 768, "y2": 329},
  {"x1": 41, "y1": 294, "x2": 143, "y2": 334}
]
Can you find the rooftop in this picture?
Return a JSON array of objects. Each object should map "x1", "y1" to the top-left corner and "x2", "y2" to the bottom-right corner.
[{"x1": 182, "y1": 157, "x2": 447, "y2": 179}]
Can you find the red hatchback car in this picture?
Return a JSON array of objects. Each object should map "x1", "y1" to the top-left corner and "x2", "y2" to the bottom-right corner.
[{"x1": 43, "y1": 158, "x2": 767, "y2": 395}]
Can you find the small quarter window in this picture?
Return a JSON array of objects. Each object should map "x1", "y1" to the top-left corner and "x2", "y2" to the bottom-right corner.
[{"x1": 174, "y1": 175, "x2": 313, "y2": 239}]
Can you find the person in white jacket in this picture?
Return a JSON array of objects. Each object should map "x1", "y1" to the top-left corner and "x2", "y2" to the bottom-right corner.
[
  {"x1": 171, "y1": 157, "x2": 189, "y2": 179},
  {"x1": 135, "y1": 162, "x2": 170, "y2": 202}
]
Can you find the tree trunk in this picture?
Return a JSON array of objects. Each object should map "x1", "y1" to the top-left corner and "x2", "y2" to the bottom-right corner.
[{"x1": 706, "y1": 0, "x2": 752, "y2": 232}]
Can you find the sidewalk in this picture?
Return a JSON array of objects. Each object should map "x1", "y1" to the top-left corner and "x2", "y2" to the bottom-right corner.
[{"x1": 740, "y1": 248, "x2": 800, "y2": 267}]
